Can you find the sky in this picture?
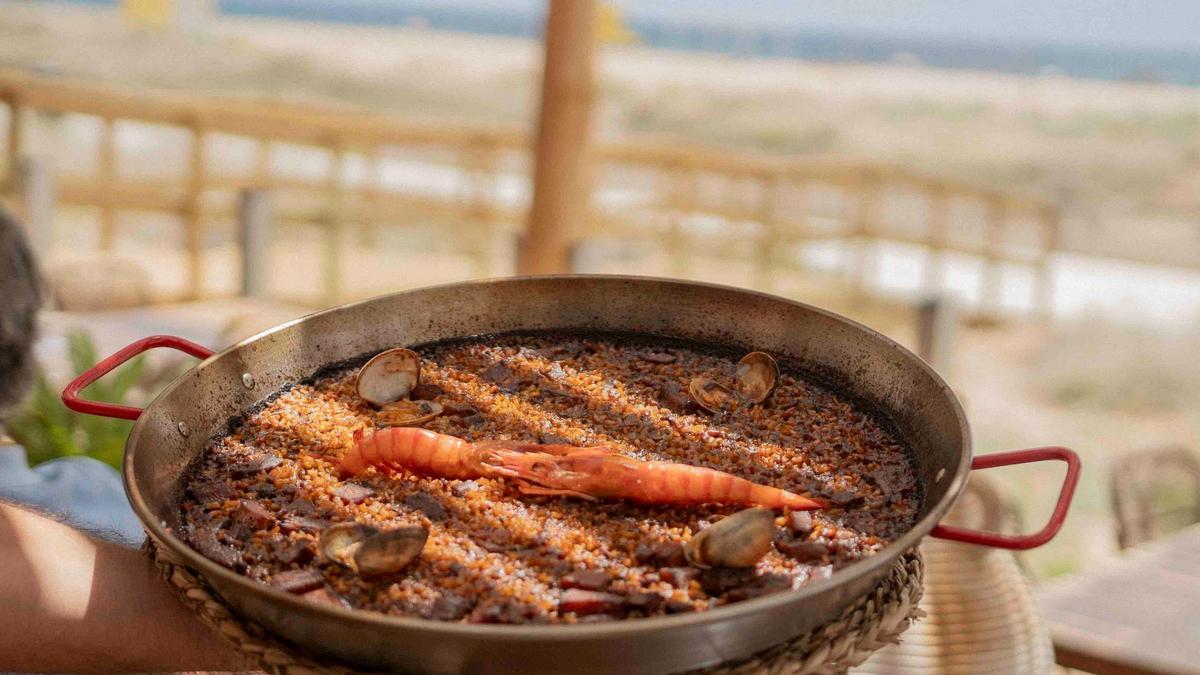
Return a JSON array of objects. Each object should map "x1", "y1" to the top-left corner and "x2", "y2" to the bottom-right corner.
[{"x1": 473, "y1": 0, "x2": 1200, "y2": 52}]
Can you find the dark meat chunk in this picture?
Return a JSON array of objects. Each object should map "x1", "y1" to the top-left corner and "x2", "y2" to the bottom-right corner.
[
  {"x1": 561, "y1": 569, "x2": 612, "y2": 591},
  {"x1": 280, "y1": 516, "x2": 331, "y2": 535},
  {"x1": 442, "y1": 402, "x2": 478, "y2": 417},
  {"x1": 699, "y1": 568, "x2": 757, "y2": 596},
  {"x1": 658, "y1": 382, "x2": 699, "y2": 415},
  {"x1": 468, "y1": 601, "x2": 539, "y2": 624},
  {"x1": 269, "y1": 569, "x2": 325, "y2": 594},
  {"x1": 825, "y1": 490, "x2": 865, "y2": 509},
  {"x1": 332, "y1": 483, "x2": 375, "y2": 504},
  {"x1": 231, "y1": 499, "x2": 274, "y2": 530},
  {"x1": 230, "y1": 454, "x2": 282, "y2": 478},
  {"x1": 558, "y1": 589, "x2": 624, "y2": 617},
  {"x1": 461, "y1": 413, "x2": 486, "y2": 428},
  {"x1": 774, "y1": 534, "x2": 827, "y2": 563},
  {"x1": 664, "y1": 600, "x2": 696, "y2": 614},
  {"x1": 187, "y1": 480, "x2": 233, "y2": 504},
  {"x1": 635, "y1": 541, "x2": 688, "y2": 567},
  {"x1": 482, "y1": 363, "x2": 531, "y2": 393},
  {"x1": 277, "y1": 540, "x2": 317, "y2": 565},
  {"x1": 282, "y1": 497, "x2": 318, "y2": 515},
  {"x1": 638, "y1": 352, "x2": 677, "y2": 364},
  {"x1": 404, "y1": 491, "x2": 448, "y2": 522},
  {"x1": 430, "y1": 595, "x2": 475, "y2": 621},
  {"x1": 302, "y1": 587, "x2": 350, "y2": 609},
  {"x1": 538, "y1": 432, "x2": 572, "y2": 446},
  {"x1": 625, "y1": 592, "x2": 665, "y2": 614},
  {"x1": 660, "y1": 567, "x2": 700, "y2": 588},
  {"x1": 189, "y1": 526, "x2": 242, "y2": 570},
  {"x1": 787, "y1": 510, "x2": 813, "y2": 535},
  {"x1": 725, "y1": 573, "x2": 792, "y2": 602},
  {"x1": 411, "y1": 383, "x2": 444, "y2": 400}
]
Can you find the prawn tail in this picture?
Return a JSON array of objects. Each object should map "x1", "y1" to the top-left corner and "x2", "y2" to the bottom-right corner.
[
  {"x1": 340, "y1": 428, "x2": 371, "y2": 478},
  {"x1": 750, "y1": 483, "x2": 827, "y2": 511}
]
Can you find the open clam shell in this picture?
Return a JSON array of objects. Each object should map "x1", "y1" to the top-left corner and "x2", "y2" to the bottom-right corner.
[
  {"x1": 685, "y1": 507, "x2": 776, "y2": 568},
  {"x1": 377, "y1": 399, "x2": 444, "y2": 427},
  {"x1": 320, "y1": 522, "x2": 378, "y2": 568},
  {"x1": 356, "y1": 348, "x2": 421, "y2": 406},
  {"x1": 354, "y1": 526, "x2": 429, "y2": 577},
  {"x1": 734, "y1": 352, "x2": 779, "y2": 405},
  {"x1": 688, "y1": 377, "x2": 739, "y2": 414}
]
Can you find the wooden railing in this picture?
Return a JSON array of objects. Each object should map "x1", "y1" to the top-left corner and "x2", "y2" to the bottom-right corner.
[{"x1": 0, "y1": 69, "x2": 1061, "y2": 313}]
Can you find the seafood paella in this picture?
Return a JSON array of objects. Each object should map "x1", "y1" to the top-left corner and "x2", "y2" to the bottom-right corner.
[{"x1": 180, "y1": 333, "x2": 920, "y2": 624}]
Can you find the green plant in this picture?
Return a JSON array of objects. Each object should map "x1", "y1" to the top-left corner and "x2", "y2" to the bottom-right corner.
[{"x1": 7, "y1": 331, "x2": 162, "y2": 470}]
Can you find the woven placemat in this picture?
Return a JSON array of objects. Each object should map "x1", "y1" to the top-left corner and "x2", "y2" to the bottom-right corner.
[{"x1": 146, "y1": 538, "x2": 923, "y2": 675}]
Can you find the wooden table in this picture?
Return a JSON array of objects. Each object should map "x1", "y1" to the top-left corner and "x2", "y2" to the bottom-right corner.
[{"x1": 1037, "y1": 525, "x2": 1200, "y2": 674}]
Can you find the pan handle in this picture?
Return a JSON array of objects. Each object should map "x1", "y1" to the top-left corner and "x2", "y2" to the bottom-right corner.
[
  {"x1": 61, "y1": 335, "x2": 215, "y2": 421},
  {"x1": 929, "y1": 446, "x2": 1081, "y2": 550}
]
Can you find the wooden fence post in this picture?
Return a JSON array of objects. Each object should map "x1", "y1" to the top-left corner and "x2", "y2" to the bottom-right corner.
[
  {"x1": 17, "y1": 155, "x2": 54, "y2": 256},
  {"x1": 98, "y1": 117, "x2": 117, "y2": 251},
  {"x1": 184, "y1": 119, "x2": 208, "y2": 300},
  {"x1": 848, "y1": 173, "x2": 881, "y2": 294},
  {"x1": 238, "y1": 188, "x2": 272, "y2": 299},
  {"x1": 323, "y1": 143, "x2": 349, "y2": 307},
  {"x1": 916, "y1": 295, "x2": 957, "y2": 374},
  {"x1": 1034, "y1": 203, "x2": 1060, "y2": 318},
  {"x1": 922, "y1": 184, "x2": 950, "y2": 297},
  {"x1": 5, "y1": 92, "x2": 24, "y2": 189},
  {"x1": 980, "y1": 195, "x2": 1007, "y2": 316}
]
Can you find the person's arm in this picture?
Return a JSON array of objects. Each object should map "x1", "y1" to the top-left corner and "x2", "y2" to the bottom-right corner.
[{"x1": 0, "y1": 501, "x2": 249, "y2": 673}]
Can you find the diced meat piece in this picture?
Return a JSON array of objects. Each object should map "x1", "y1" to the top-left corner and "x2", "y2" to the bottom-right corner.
[
  {"x1": 189, "y1": 526, "x2": 243, "y2": 570},
  {"x1": 277, "y1": 540, "x2": 317, "y2": 565},
  {"x1": 774, "y1": 535, "x2": 827, "y2": 563},
  {"x1": 282, "y1": 497, "x2": 317, "y2": 515},
  {"x1": 461, "y1": 414, "x2": 486, "y2": 428},
  {"x1": 638, "y1": 352, "x2": 677, "y2": 364},
  {"x1": 404, "y1": 491, "x2": 448, "y2": 522},
  {"x1": 332, "y1": 483, "x2": 375, "y2": 504},
  {"x1": 659, "y1": 567, "x2": 699, "y2": 588},
  {"x1": 187, "y1": 480, "x2": 233, "y2": 504},
  {"x1": 269, "y1": 569, "x2": 324, "y2": 594},
  {"x1": 411, "y1": 383, "x2": 444, "y2": 400},
  {"x1": 301, "y1": 587, "x2": 350, "y2": 609},
  {"x1": 826, "y1": 491, "x2": 865, "y2": 508},
  {"x1": 664, "y1": 600, "x2": 696, "y2": 614},
  {"x1": 561, "y1": 569, "x2": 612, "y2": 591},
  {"x1": 625, "y1": 592, "x2": 664, "y2": 613},
  {"x1": 442, "y1": 402, "x2": 478, "y2": 417},
  {"x1": 430, "y1": 595, "x2": 475, "y2": 621},
  {"x1": 482, "y1": 363, "x2": 526, "y2": 392},
  {"x1": 699, "y1": 568, "x2": 757, "y2": 596},
  {"x1": 658, "y1": 382, "x2": 699, "y2": 415},
  {"x1": 635, "y1": 540, "x2": 688, "y2": 567},
  {"x1": 558, "y1": 589, "x2": 624, "y2": 617},
  {"x1": 468, "y1": 601, "x2": 538, "y2": 624},
  {"x1": 787, "y1": 510, "x2": 813, "y2": 535},
  {"x1": 725, "y1": 573, "x2": 792, "y2": 602},
  {"x1": 538, "y1": 432, "x2": 572, "y2": 445},
  {"x1": 279, "y1": 516, "x2": 331, "y2": 535},
  {"x1": 230, "y1": 454, "x2": 283, "y2": 477},
  {"x1": 231, "y1": 499, "x2": 274, "y2": 530}
]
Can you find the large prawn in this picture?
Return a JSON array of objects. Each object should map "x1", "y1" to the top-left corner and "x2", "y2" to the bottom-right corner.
[{"x1": 343, "y1": 427, "x2": 825, "y2": 510}]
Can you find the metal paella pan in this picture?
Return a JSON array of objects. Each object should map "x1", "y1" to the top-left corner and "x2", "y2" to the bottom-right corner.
[{"x1": 63, "y1": 276, "x2": 1079, "y2": 674}]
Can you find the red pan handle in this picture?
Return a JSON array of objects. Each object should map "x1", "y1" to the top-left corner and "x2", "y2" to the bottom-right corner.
[
  {"x1": 62, "y1": 335, "x2": 215, "y2": 421},
  {"x1": 930, "y1": 446, "x2": 1080, "y2": 550}
]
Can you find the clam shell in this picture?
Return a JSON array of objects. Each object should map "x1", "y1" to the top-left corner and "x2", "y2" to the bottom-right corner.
[
  {"x1": 685, "y1": 507, "x2": 776, "y2": 568},
  {"x1": 356, "y1": 348, "x2": 421, "y2": 406},
  {"x1": 734, "y1": 352, "x2": 779, "y2": 405},
  {"x1": 354, "y1": 526, "x2": 428, "y2": 577},
  {"x1": 688, "y1": 377, "x2": 739, "y2": 414},
  {"x1": 319, "y1": 522, "x2": 377, "y2": 568},
  {"x1": 377, "y1": 399, "x2": 444, "y2": 427}
]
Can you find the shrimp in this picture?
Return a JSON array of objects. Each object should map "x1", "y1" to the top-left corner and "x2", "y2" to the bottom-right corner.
[{"x1": 343, "y1": 427, "x2": 825, "y2": 511}]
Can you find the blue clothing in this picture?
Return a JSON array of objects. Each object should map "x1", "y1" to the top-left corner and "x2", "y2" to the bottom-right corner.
[{"x1": 0, "y1": 444, "x2": 143, "y2": 546}]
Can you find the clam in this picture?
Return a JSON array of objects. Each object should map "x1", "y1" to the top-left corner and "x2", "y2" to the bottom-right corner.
[
  {"x1": 734, "y1": 352, "x2": 778, "y2": 405},
  {"x1": 356, "y1": 347, "x2": 421, "y2": 406},
  {"x1": 685, "y1": 507, "x2": 776, "y2": 568},
  {"x1": 354, "y1": 526, "x2": 428, "y2": 577},
  {"x1": 320, "y1": 522, "x2": 377, "y2": 568},
  {"x1": 688, "y1": 377, "x2": 739, "y2": 415},
  {"x1": 377, "y1": 399, "x2": 444, "y2": 427},
  {"x1": 320, "y1": 522, "x2": 429, "y2": 577}
]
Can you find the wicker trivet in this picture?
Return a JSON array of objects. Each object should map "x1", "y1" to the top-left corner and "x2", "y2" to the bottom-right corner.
[{"x1": 146, "y1": 538, "x2": 924, "y2": 675}]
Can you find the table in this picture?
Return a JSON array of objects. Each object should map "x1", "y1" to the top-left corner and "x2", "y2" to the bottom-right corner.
[{"x1": 1037, "y1": 525, "x2": 1200, "y2": 675}]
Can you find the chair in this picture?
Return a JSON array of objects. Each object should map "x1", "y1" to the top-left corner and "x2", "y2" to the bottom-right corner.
[{"x1": 1111, "y1": 446, "x2": 1200, "y2": 550}]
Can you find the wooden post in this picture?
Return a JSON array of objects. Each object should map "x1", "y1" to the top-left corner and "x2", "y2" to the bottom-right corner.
[
  {"x1": 5, "y1": 93, "x2": 24, "y2": 190},
  {"x1": 238, "y1": 188, "x2": 272, "y2": 299},
  {"x1": 517, "y1": 0, "x2": 597, "y2": 275},
  {"x1": 922, "y1": 185, "x2": 950, "y2": 296},
  {"x1": 981, "y1": 195, "x2": 1006, "y2": 315},
  {"x1": 323, "y1": 143, "x2": 348, "y2": 306},
  {"x1": 98, "y1": 117, "x2": 117, "y2": 251},
  {"x1": 916, "y1": 296, "x2": 957, "y2": 374},
  {"x1": 848, "y1": 173, "x2": 881, "y2": 294},
  {"x1": 184, "y1": 120, "x2": 207, "y2": 300},
  {"x1": 254, "y1": 138, "x2": 272, "y2": 187},
  {"x1": 359, "y1": 147, "x2": 381, "y2": 247},
  {"x1": 16, "y1": 155, "x2": 54, "y2": 256},
  {"x1": 1035, "y1": 203, "x2": 1060, "y2": 318}
]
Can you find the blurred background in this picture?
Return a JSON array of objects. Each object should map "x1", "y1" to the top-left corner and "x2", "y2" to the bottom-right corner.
[{"x1": 2, "y1": 1, "x2": 1199, "y2": 668}]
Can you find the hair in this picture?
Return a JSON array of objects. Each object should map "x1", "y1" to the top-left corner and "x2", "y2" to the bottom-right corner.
[{"x1": 0, "y1": 205, "x2": 42, "y2": 419}]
